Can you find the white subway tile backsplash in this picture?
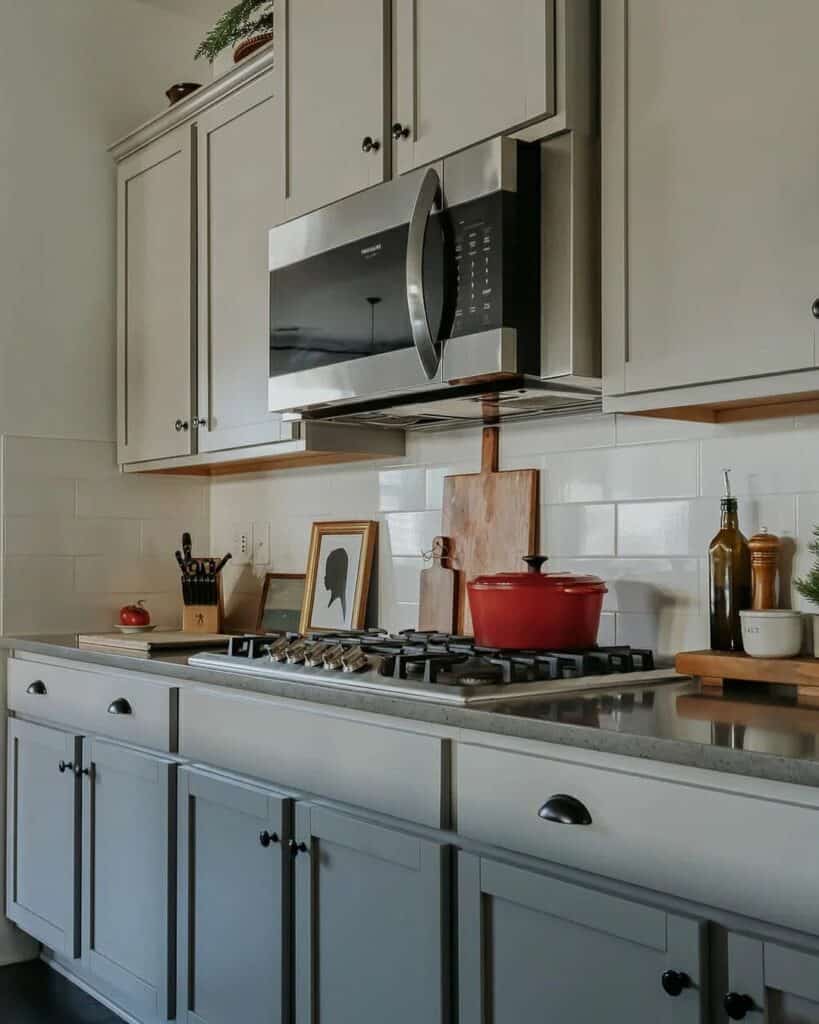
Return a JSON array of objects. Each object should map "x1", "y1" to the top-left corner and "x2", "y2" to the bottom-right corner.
[
  {"x1": 3, "y1": 477, "x2": 76, "y2": 518},
  {"x1": 700, "y1": 425, "x2": 819, "y2": 497},
  {"x1": 3, "y1": 436, "x2": 119, "y2": 481},
  {"x1": 551, "y1": 557, "x2": 701, "y2": 614},
  {"x1": 1, "y1": 436, "x2": 208, "y2": 636},
  {"x1": 542, "y1": 442, "x2": 698, "y2": 504},
  {"x1": 197, "y1": 411, "x2": 819, "y2": 653},
  {"x1": 384, "y1": 511, "x2": 440, "y2": 559},
  {"x1": 378, "y1": 468, "x2": 426, "y2": 512},
  {"x1": 615, "y1": 611, "x2": 708, "y2": 660},
  {"x1": 544, "y1": 504, "x2": 616, "y2": 557},
  {"x1": 5, "y1": 516, "x2": 142, "y2": 557},
  {"x1": 76, "y1": 474, "x2": 208, "y2": 520}
]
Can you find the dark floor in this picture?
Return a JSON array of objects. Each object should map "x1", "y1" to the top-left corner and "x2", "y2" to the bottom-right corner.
[{"x1": 0, "y1": 960, "x2": 119, "y2": 1024}]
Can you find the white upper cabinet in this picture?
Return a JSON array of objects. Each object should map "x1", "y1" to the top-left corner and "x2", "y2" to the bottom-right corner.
[
  {"x1": 277, "y1": 0, "x2": 389, "y2": 221},
  {"x1": 196, "y1": 73, "x2": 283, "y2": 453},
  {"x1": 117, "y1": 125, "x2": 194, "y2": 464},
  {"x1": 603, "y1": 0, "x2": 819, "y2": 398},
  {"x1": 393, "y1": 0, "x2": 556, "y2": 174}
]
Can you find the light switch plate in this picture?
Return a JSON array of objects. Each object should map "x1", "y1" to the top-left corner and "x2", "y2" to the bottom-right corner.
[
  {"x1": 231, "y1": 522, "x2": 253, "y2": 565},
  {"x1": 252, "y1": 521, "x2": 270, "y2": 566}
]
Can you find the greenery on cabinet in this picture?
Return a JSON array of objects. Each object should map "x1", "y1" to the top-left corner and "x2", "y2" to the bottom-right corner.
[
  {"x1": 795, "y1": 526, "x2": 819, "y2": 606},
  {"x1": 195, "y1": 0, "x2": 273, "y2": 62}
]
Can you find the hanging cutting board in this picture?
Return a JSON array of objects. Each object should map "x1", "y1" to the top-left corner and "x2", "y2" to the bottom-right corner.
[
  {"x1": 442, "y1": 426, "x2": 539, "y2": 635},
  {"x1": 418, "y1": 537, "x2": 459, "y2": 633}
]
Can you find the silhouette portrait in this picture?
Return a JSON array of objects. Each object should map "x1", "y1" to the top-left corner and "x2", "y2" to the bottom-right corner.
[
  {"x1": 324, "y1": 547, "x2": 349, "y2": 618},
  {"x1": 302, "y1": 522, "x2": 377, "y2": 633}
]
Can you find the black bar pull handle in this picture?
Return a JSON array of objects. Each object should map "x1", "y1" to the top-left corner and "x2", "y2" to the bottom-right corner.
[{"x1": 538, "y1": 794, "x2": 592, "y2": 826}]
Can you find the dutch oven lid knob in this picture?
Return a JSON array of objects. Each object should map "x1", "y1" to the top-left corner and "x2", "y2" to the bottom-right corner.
[{"x1": 522, "y1": 555, "x2": 549, "y2": 574}]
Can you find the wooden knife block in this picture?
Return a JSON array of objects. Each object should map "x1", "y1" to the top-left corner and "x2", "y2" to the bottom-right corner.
[{"x1": 182, "y1": 575, "x2": 224, "y2": 634}]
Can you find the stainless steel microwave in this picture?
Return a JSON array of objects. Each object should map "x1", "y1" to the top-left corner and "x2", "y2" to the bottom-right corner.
[{"x1": 268, "y1": 135, "x2": 601, "y2": 426}]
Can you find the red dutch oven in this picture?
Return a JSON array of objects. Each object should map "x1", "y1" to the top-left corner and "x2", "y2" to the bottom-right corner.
[{"x1": 467, "y1": 555, "x2": 608, "y2": 650}]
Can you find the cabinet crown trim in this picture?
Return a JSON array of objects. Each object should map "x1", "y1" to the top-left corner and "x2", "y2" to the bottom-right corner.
[{"x1": 109, "y1": 43, "x2": 274, "y2": 162}]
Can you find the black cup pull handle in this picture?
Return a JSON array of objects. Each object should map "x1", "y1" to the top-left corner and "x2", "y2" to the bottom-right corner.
[
  {"x1": 26, "y1": 680, "x2": 47, "y2": 695},
  {"x1": 538, "y1": 794, "x2": 592, "y2": 826},
  {"x1": 107, "y1": 698, "x2": 132, "y2": 716},
  {"x1": 724, "y1": 993, "x2": 755, "y2": 1020}
]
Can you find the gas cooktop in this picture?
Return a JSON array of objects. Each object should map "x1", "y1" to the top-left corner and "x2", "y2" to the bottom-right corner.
[{"x1": 188, "y1": 630, "x2": 682, "y2": 706}]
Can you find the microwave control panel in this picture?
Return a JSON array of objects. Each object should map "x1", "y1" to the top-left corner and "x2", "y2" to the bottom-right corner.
[{"x1": 451, "y1": 197, "x2": 502, "y2": 337}]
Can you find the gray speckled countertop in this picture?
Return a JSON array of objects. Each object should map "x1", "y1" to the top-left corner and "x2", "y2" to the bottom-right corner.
[{"x1": 3, "y1": 635, "x2": 819, "y2": 789}]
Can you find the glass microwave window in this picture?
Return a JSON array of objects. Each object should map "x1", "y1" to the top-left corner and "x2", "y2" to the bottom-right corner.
[{"x1": 270, "y1": 218, "x2": 445, "y2": 378}]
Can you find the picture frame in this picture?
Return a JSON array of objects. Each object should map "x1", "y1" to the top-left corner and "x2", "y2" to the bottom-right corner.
[
  {"x1": 255, "y1": 573, "x2": 307, "y2": 635},
  {"x1": 300, "y1": 521, "x2": 378, "y2": 633}
]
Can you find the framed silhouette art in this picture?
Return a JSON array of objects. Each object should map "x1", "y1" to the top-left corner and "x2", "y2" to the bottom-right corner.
[{"x1": 300, "y1": 521, "x2": 378, "y2": 633}]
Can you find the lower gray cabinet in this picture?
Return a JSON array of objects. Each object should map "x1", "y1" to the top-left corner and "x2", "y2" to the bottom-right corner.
[
  {"x1": 725, "y1": 932, "x2": 819, "y2": 1022},
  {"x1": 294, "y1": 803, "x2": 449, "y2": 1024},
  {"x1": 177, "y1": 767, "x2": 292, "y2": 1024},
  {"x1": 6, "y1": 718, "x2": 82, "y2": 957},
  {"x1": 458, "y1": 852, "x2": 707, "y2": 1023},
  {"x1": 82, "y1": 737, "x2": 176, "y2": 1024}
]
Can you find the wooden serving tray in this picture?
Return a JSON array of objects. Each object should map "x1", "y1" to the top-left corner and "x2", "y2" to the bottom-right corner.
[{"x1": 675, "y1": 650, "x2": 819, "y2": 703}]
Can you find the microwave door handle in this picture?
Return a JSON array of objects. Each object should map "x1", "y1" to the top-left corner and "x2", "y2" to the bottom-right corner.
[{"x1": 406, "y1": 167, "x2": 442, "y2": 381}]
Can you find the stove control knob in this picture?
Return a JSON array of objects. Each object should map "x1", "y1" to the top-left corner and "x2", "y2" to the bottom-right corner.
[
  {"x1": 304, "y1": 642, "x2": 332, "y2": 668},
  {"x1": 341, "y1": 646, "x2": 370, "y2": 673},
  {"x1": 322, "y1": 644, "x2": 346, "y2": 671},
  {"x1": 285, "y1": 641, "x2": 307, "y2": 664},
  {"x1": 264, "y1": 638, "x2": 290, "y2": 662}
]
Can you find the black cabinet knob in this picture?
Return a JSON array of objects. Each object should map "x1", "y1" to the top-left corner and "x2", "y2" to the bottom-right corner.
[
  {"x1": 58, "y1": 760, "x2": 74, "y2": 774},
  {"x1": 812, "y1": 298, "x2": 819, "y2": 319},
  {"x1": 724, "y1": 992, "x2": 754, "y2": 1020},
  {"x1": 288, "y1": 839, "x2": 309, "y2": 857},
  {"x1": 175, "y1": 419, "x2": 189, "y2": 432},
  {"x1": 107, "y1": 698, "x2": 132, "y2": 715},
  {"x1": 538, "y1": 794, "x2": 592, "y2": 826},
  {"x1": 661, "y1": 970, "x2": 690, "y2": 997},
  {"x1": 26, "y1": 680, "x2": 47, "y2": 695},
  {"x1": 391, "y1": 122, "x2": 410, "y2": 140},
  {"x1": 361, "y1": 136, "x2": 380, "y2": 153},
  {"x1": 259, "y1": 830, "x2": 279, "y2": 848}
]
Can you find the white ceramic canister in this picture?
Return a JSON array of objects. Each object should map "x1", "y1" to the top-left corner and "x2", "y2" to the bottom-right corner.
[{"x1": 739, "y1": 609, "x2": 802, "y2": 659}]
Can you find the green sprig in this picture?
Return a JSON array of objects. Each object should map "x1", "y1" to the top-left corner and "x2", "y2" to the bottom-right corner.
[
  {"x1": 794, "y1": 525, "x2": 819, "y2": 607},
  {"x1": 195, "y1": 0, "x2": 274, "y2": 63}
]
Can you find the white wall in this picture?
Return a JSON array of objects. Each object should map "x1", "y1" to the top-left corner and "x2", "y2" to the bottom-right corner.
[
  {"x1": 211, "y1": 411, "x2": 819, "y2": 658},
  {"x1": 0, "y1": 0, "x2": 215, "y2": 963}
]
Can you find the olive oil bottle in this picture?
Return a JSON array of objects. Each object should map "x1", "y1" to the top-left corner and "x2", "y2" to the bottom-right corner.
[{"x1": 709, "y1": 470, "x2": 751, "y2": 651}]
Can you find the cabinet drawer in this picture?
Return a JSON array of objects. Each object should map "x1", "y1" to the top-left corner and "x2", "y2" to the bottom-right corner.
[
  {"x1": 8, "y1": 657, "x2": 177, "y2": 753},
  {"x1": 180, "y1": 685, "x2": 447, "y2": 828},
  {"x1": 456, "y1": 741, "x2": 819, "y2": 935}
]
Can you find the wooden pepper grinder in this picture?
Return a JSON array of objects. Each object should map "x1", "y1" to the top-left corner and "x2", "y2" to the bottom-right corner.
[{"x1": 748, "y1": 528, "x2": 781, "y2": 610}]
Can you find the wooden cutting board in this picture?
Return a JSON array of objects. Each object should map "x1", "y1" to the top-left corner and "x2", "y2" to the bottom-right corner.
[
  {"x1": 442, "y1": 426, "x2": 539, "y2": 635},
  {"x1": 418, "y1": 537, "x2": 459, "y2": 633}
]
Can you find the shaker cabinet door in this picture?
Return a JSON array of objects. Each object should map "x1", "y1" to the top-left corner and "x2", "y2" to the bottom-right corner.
[
  {"x1": 196, "y1": 73, "x2": 285, "y2": 453},
  {"x1": 294, "y1": 803, "x2": 449, "y2": 1024},
  {"x1": 393, "y1": 0, "x2": 555, "y2": 174},
  {"x1": 82, "y1": 738, "x2": 176, "y2": 1024},
  {"x1": 277, "y1": 0, "x2": 389, "y2": 222},
  {"x1": 6, "y1": 718, "x2": 82, "y2": 958},
  {"x1": 603, "y1": 0, "x2": 819, "y2": 396},
  {"x1": 117, "y1": 124, "x2": 194, "y2": 464},
  {"x1": 177, "y1": 767, "x2": 291, "y2": 1024},
  {"x1": 724, "y1": 932, "x2": 819, "y2": 1023},
  {"x1": 458, "y1": 852, "x2": 707, "y2": 1024}
]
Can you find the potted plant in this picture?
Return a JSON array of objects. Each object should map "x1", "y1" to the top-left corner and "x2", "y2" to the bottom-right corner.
[
  {"x1": 195, "y1": 0, "x2": 274, "y2": 65},
  {"x1": 794, "y1": 525, "x2": 819, "y2": 654}
]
